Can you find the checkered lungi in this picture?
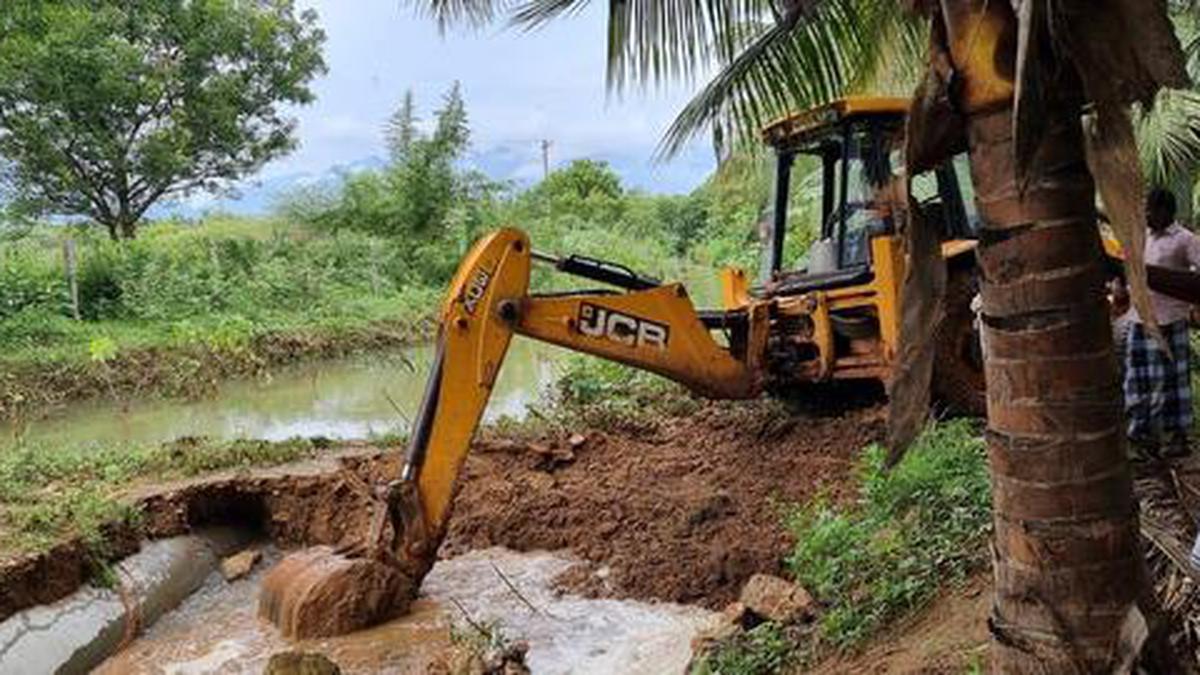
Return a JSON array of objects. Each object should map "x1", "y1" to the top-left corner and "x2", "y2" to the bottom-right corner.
[{"x1": 1124, "y1": 320, "x2": 1193, "y2": 440}]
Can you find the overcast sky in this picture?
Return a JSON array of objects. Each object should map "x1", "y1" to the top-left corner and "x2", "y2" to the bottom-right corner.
[{"x1": 263, "y1": 0, "x2": 715, "y2": 194}]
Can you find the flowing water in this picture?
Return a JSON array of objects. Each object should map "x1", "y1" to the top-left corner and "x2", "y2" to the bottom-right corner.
[
  {"x1": 2, "y1": 339, "x2": 572, "y2": 451},
  {"x1": 95, "y1": 547, "x2": 717, "y2": 675}
]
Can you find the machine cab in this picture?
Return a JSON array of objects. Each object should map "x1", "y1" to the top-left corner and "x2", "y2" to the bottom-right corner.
[{"x1": 758, "y1": 97, "x2": 978, "y2": 295}]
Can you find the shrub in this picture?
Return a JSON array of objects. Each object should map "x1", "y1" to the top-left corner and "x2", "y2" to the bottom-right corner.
[{"x1": 786, "y1": 420, "x2": 990, "y2": 649}]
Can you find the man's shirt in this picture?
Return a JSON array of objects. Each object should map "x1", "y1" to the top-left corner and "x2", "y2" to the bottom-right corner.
[{"x1": 1137, "y1": 222, "x2": 1200, "y2": 325}]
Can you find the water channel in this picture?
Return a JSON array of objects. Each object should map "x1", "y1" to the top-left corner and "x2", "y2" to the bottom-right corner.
[
  {"x1": 95, "y1": 547, "x2": 716, "y2": 674},
  {"x1": 3, "y1": 269, "x2": 724, "y2": 452},
  {"x1": 3, "y1": 339, "x2": 573, "y2": 451}
]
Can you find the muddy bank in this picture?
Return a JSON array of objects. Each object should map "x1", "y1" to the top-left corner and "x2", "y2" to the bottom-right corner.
[
  {"x1": 446, "y1": 399, "x2": 886, "y2": 608},
  {"x1": 0, "y1": 317, "x2": 433, "y2": 421},
  {"x1": 0, "y1": 443, "x2": 393, "y2": 623},
  {"x1": 0, "y1": 398, "x2": 882, "y2": 627}
]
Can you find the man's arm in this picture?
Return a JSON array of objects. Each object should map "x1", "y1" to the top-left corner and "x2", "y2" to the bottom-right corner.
[{"x1": 1184, "y1": 227, "x2": 1200, "y2": 270}]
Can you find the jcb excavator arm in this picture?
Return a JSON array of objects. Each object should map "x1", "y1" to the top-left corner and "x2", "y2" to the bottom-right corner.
[{"x1": 390, "y1": 227, "x2": 766, "y2": 571}]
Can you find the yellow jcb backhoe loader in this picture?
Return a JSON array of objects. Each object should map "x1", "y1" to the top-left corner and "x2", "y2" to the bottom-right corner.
[
  {"x1": 257, "y1": 95, "x2": 1200, "y2": 638},
  {"x1": 258, "y1": 96, "x2": 998, "y2": 636}
]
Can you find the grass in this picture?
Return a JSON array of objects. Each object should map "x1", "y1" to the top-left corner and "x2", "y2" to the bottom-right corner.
[
  {"x1": 487, "y1": 354, "x2": 702, "y2": 440},
  {"x1": 692, "y1": 624, "x2": 800, "y2": 675},
  {"x1": 692, "y1": 419, "x2": 991, "y2": 673},
  {"x1": 0, "y1": 436, "x2": 323, "y2": 557}
]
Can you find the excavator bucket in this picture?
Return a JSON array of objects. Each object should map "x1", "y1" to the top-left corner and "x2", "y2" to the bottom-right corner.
[
  {"x1": 258, "y1": 546, "x2": 416, "y2": 639},
  {"x1": 258, "y1": 229, "x2": 531, "y2": 638}
]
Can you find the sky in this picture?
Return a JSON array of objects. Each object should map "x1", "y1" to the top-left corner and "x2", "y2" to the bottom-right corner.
[{"x1": 180, "y1": 1, "x2": 717, "y2": 214}]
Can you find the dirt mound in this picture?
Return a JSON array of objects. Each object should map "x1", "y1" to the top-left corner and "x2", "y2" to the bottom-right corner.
[
  {"x1": 442, "y1": 399, "x2": 885, "y2": 608},
  {"x1": 0, "y1": 399, "x2": 882, "y2": 624}
]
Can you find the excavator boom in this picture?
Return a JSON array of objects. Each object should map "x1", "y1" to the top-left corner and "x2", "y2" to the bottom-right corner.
[{"x1": 399, "y1": 227, "x2": 765, "y2": 565}]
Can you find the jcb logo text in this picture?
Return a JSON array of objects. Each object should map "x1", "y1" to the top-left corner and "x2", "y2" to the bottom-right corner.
[{"x1": 578, "y1": 303, "x2": 669, "y2": 350}]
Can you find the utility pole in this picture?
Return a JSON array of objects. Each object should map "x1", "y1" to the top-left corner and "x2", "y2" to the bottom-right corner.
[{"x1": 540, "y1": 139, "x2": 552, "y2": 179}]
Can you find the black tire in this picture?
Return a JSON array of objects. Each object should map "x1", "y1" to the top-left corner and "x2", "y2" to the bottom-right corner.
[{"x1": 932, "y1": 268, "x2": 986, "y2": 416}]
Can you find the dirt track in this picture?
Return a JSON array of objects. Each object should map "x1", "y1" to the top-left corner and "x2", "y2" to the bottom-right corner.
[{"x1": 444, "y1": 398, "x2": 886, "y2": 608}]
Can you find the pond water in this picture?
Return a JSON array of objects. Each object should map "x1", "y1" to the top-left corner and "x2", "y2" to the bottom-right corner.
[
  {"x1": 2, "y1": 267, "x2": 726, "y2": 452},
  {"x1": 2, "y1": 339, "x2": 573, "y2": 451}
]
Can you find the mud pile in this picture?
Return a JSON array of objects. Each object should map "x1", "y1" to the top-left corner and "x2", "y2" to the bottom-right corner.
[
  {"x1": 0, "y1": 398, "x2": 883, "y2": 627},
  {"x1": 444, "y1": 399, "x2": 886, "y2": 608}
]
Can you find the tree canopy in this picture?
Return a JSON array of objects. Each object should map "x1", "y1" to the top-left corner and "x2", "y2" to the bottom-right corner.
[{"x1": 0, "y1": 0, "x2": 326, "y2": 239}]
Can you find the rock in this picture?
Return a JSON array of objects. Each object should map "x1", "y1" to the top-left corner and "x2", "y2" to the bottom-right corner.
[
  {"x1": 483, "y1": 640, "x2": 530, "y2": 675},
  {"x1": 738, "y1": 573, "x2": 814, "y2": 624},
  {"x1": 722, "y1": 601, "x2": 754, "y2": 628},
  {"x1": 690, "y1": 605, "x2": 747, "y2": 656},
  {"x1": 221, "y1": 549, "x2": 262, "y2": 581},
  {"x1": 264, "y1": 651, "x2": 341, "y2": 675},
  {"x1": 568, "y1": 433, "x2": 588, "y2": 448},
  {"x1": 529, "y1": 442, "x2": 575, "y2": 468}
]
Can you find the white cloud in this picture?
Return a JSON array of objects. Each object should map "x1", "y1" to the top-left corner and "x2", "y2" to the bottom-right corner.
[{"x1": 235, "y1": 0, "x2": 714, "y2": 206}]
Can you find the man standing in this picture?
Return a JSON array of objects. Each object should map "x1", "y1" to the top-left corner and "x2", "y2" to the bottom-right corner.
[{"x1": 1125, "y1": 188, "x2": 1200, "y2": 459}]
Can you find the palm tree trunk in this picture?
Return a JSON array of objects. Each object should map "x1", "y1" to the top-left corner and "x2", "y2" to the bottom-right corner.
[{"x1": 939, "y1": 1, "x2": 1144, "y2": 670}]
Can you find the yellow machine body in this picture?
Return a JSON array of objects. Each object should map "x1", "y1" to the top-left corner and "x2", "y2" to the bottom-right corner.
[{"x1": 398, "y1": 98, "x2": 987, "y2": 545}]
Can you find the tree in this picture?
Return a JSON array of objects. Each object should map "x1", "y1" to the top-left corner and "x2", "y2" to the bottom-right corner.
[
  {"x1": 414, "y1": 0, "x2": 1194, "y2": 669},
  {"x1": 924, "y1": 3, "x2": 1185, "y2": 669},
  {"x1": 386, "y1": 90, "x2": 419, "y2": 163},
  {"x1": 298, "y1": 82, "x2": 483, "y2": 242},
  {"x1": 433, "y1": 81, "x2": 470, "y2": 157},
  {"x1": 536, "y1": 159, "x2": 623, "y2": 202},
  {"x1": 0, "y1": 0, "x2": 326, "y2": 240}
]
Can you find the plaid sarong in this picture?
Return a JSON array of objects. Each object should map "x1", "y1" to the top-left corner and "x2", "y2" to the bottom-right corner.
[{"x1": 1124, "y1": 320, "x2": 1193, "y2": 440}]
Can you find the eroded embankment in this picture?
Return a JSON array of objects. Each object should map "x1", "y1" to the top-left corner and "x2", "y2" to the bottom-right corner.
[
  {"x1": 0, "y1": 444, "x2": 394, "y2": 624},
  {"x1": 0, "y1": 398, "x2": 884, "y2": 625},
  {"x1": 0, "y1": 317, "x2": 434, "y2": 421},
  {"x1": 446, "y1": 399, "x2": 886, "y2": 608}
]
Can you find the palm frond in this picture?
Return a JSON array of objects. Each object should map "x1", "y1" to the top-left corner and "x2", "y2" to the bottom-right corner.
[
  {"x1": 407, "y1": 0, "x2": 923, "y2": 158},
  {"x1": 406, "y1": 0, "x2": 516, "y2": 30},
  {"x1": 1136, "y1": 88, "x2": 1200, "y2": 186},
  {"x1": 510, "y1": 0, "x2": 780, "y2": 88},
  {"x1": 659, "y1": 0, "x2": 924, "y2": 158}
]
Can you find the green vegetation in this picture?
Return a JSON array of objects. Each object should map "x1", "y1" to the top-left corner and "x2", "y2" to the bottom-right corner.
[
  {"x1": 0, "y1": 217, "x2": 439, "y2": 419},
  {"x1": 692, "y1": 623, "x2": 799, "y2": 675},
  {"x1": 0, "y1": 83, "x2": 797, "y2": 417},
  {"x1": 2, "y1": 218, "x2": 436, "y2": 361},
  {"x1": 541, "y1": 354, "x2": 700, "y2": 431},
  {"x1": 693, "y1": 420, "x2": 990, "y2": 673},
  {"x1": 788, "y1": 420, "x2": 990, "y2": 650},
  {"x1": 0, "y1": 435, "x2": 322, "y2": 556},
  {"x1": 0, "y1": 0, "x2": 326, "y2": 239}
]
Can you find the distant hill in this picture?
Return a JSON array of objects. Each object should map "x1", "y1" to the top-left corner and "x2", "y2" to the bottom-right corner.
[{"x1": 153, "y1": 143, "x2": 715, "y2": 219}]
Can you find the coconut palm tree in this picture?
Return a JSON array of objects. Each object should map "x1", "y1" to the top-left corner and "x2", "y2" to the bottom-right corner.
[{"x1": 414, "y1": 0, "x2": 1192, "y2": 670}]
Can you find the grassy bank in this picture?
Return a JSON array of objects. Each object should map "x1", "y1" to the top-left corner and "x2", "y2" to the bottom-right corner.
[
  {"x1": 694, "y1": 420, "x2": 991, "y2": 673},
  {"x1": 1, "y1": 217, "x2": 442, "y2": 418},
  {"x1": 0, "y1": 435, "x2": 328, "y2": 559}
]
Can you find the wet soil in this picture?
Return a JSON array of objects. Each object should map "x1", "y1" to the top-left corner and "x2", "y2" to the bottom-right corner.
[
  {"x1": 0, "y1": 397, "x2": 883, "y2": 626},
  {"x1": 445, "y1": 399, "x2": 886, "y2": 608},
  {"x1": 807, "y1": 574, "x2": 991, "y2": 674}
]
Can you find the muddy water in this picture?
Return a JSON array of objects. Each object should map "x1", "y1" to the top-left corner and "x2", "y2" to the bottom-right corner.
[
  {"x1": 96, "y1": 547, "x2": 717, "y2": 675},
  {"x1": 4, "y1": 268, "x2": 725, "y2": 452},
  {"x1": 4, "y1": 339, "x2": 570, "y2": 451}
]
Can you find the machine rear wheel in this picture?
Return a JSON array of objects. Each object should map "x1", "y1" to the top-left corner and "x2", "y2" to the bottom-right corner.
[{"x1": 932, "y1": 269, "x2": 986, "y2": 416}]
